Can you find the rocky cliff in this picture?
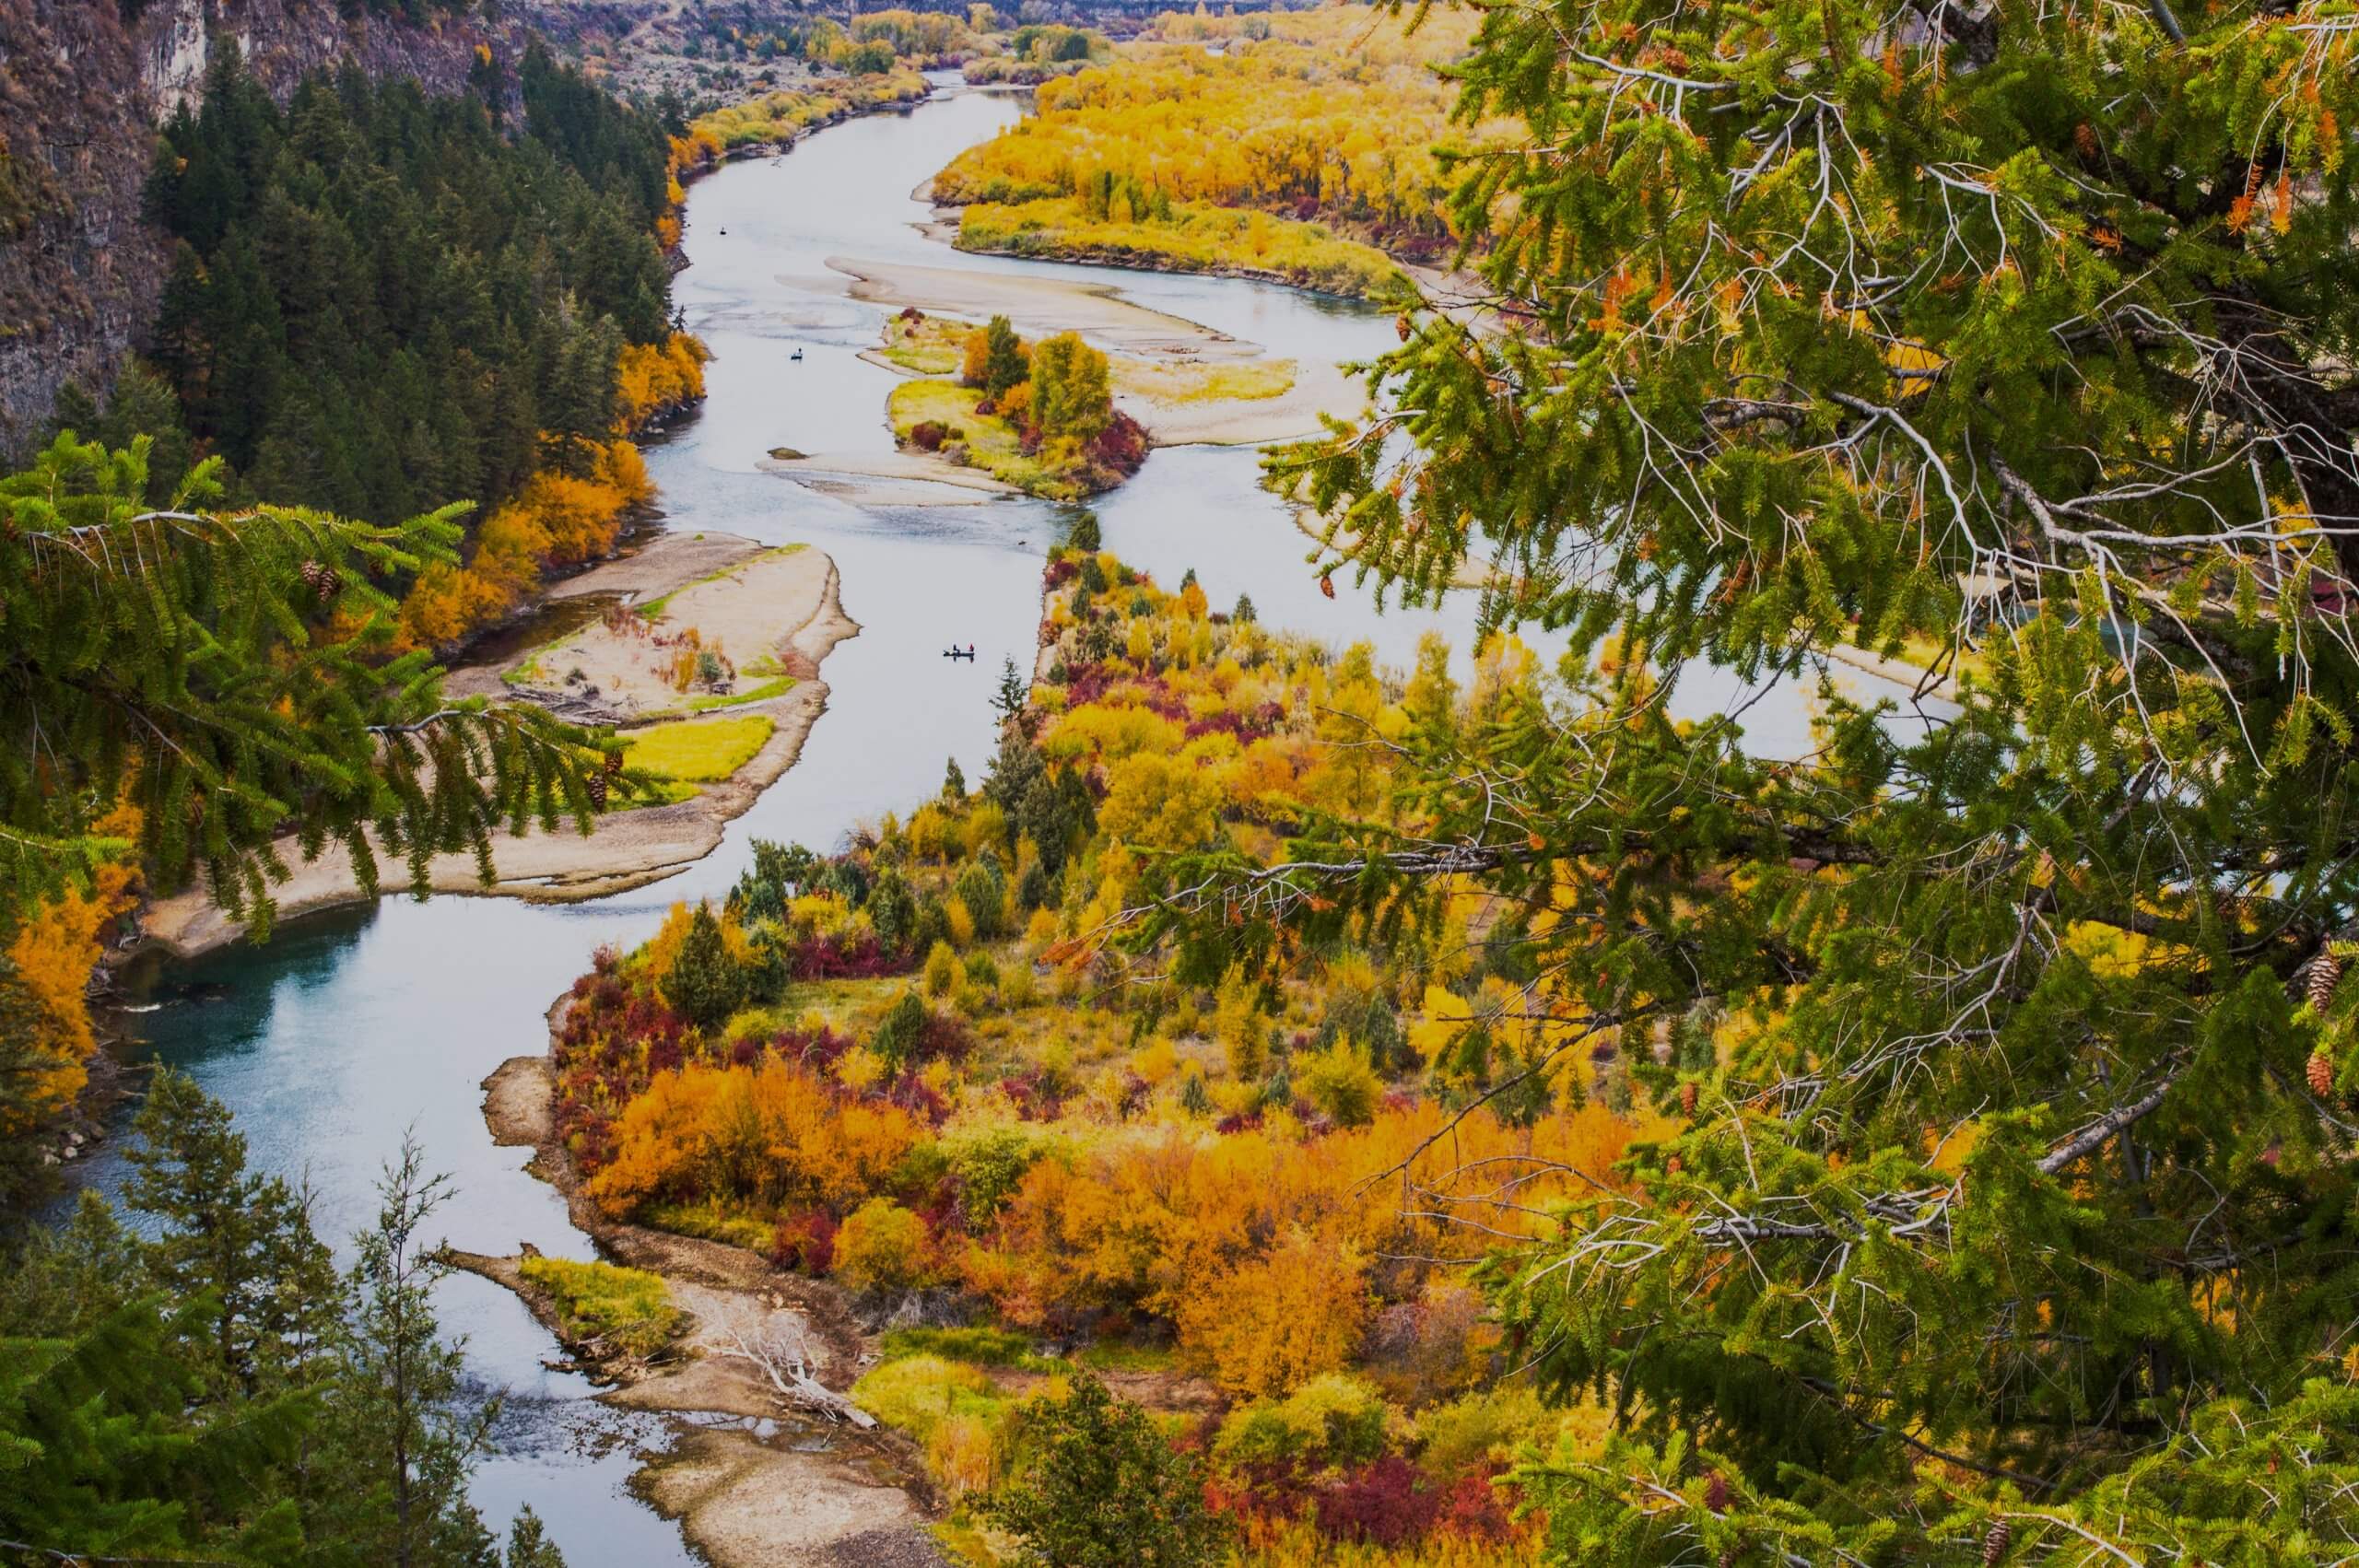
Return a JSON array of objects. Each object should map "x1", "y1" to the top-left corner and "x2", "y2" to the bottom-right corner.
[{"x1": 0, "y1": 0, "x2": 522, "y2": 457}]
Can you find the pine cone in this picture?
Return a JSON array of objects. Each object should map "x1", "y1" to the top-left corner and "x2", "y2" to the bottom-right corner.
[
  {"x1": 1395, "y1": 313, "x2": 1413, "y2": 342},
  {"x1": 1703, "y1": 1469, "x2": 1729, "y2": 1512},
  {"x1": 1320, "y1": 572, "x2": 1336, "y2": 600},
  {"x1": 2308, "y1": 1048, "x2": 2335, "y2": 1098},
  {"x1": 604, "y1": 748, "x2": 626, "y2": 778},
  {"x1": 2311, "y1": 950, "x2": 2344, "y2": 1013},
  {"x1": 584, "y1": 772, "x2": 607, "y2": 810},
  {"x1": 1983, "y1": 1519, "x2": 2011, "y2": 1565},
  {"x1": 1680, "y1": 1081, "x2": 1699, "y2": 1117}
]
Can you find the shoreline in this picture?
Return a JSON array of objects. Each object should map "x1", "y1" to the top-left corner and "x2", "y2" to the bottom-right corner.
[
  {"x1": 461, "y1": 1007, "x2": 948, "y2": 1568},
  {"x1": 129, "y1": 534, "x2": 860, "y2": 962}
]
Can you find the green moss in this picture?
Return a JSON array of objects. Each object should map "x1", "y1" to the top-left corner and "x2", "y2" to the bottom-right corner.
[{"x1": 516, "y1": 1256, "x2": 687, "y2": 1358}]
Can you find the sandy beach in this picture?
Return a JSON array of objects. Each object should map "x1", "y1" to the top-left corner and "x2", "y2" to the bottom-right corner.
[{"x1": 135, "y1": 537, "x2": 860, "y2": 960}]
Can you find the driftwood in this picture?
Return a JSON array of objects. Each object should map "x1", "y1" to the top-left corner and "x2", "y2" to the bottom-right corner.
[{"x1": 713, "y1": 1318, "x2": 876, "y2": 1428}]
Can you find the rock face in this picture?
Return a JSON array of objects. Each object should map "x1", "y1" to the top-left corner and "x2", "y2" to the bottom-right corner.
[{"x1": 0, "y1": 0, "x2": 521, "y2": 458}]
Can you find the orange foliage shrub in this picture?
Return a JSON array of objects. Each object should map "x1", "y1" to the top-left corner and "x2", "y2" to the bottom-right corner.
[
  {"x1": 958, "y1": 1101, "x2": 1637, "y2": 1390},
  {"x1": 1179, "y1": 1229, "x2": 1369, "y2": 1396},
  {"x1": 394, "y1": 439, "x2": 650, "y2": 652},
  {"x1": 615, "y1": 334, "x2": 710, "y2": 433},
  {"x1": 583, "y1": 1057, "x2": 924, "y2": 1218},
  {"x1": 5, "y1": 818, "x2": 139, "y2": 1135}
]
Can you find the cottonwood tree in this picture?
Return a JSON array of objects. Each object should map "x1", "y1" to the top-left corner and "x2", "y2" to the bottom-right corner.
[
  {"x1": 0, "y1": 435, "x2": 616, "y2": 932},
  {"x1": 1144, "y1": 0, "x2": 2359, "y2": 1558}
]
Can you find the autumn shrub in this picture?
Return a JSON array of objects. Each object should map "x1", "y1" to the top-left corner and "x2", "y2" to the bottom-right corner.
[
  {"x1": 1215, "y1": 1374, "x2": 1391, "y2": 1475},
  {"x1": 1177, "y1": 1233, "x2": 1368, "y2": 1396},
  {"x1": 769, "y1": 1210, "x2": 839, "y2": 1273},
  {"x1": 1413, "y1": 1385, "x2": 1554, "y2": 1483},
  {"x1": 582, "y1": 1058, "x2": 923, "y2": 1218},
  {"x1": 1297, "y1": 1039, "x2": 1383, "y2": 1127},
  {"x1": 834, "y1": 1197, "x2": 939, "y2": 1293}
]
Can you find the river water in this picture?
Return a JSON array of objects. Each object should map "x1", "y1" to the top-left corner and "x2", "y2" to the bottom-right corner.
[{"x1": 76, "y1": 80, "x2": 1931, "y2": 1562}]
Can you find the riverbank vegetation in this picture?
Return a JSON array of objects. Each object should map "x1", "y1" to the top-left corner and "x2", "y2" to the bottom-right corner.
[
  {"x1": 684, "y1": 67, "x2": 932, "y2": 155},
  {"x1": 0, "y1": 1071, "x2": 566, "y2": 1564},
  {"x1": 1245, "y1": 0, "x2": 2359, "y2": 1555},
  {"x1": 958, "y1": 194, "x2": 1403, "y2": 300},
  {"x1": 933, "y1": 6, "x2": 1480, "y2": 289},
  {"x1": 517, "y1": 1254, "x2": 688, "y2": 1360},
  {"x1": 885, "y1": 312, "x2": 1146, "y2": 499},
  {"x1": 541, "y1": 544, "x2": 1644, "y2": 1558}
]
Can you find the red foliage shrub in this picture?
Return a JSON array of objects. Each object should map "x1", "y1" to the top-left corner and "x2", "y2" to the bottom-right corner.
[
  {"x1": 1318, "y1": 1455, "x2": 1441, "y2": 1547},
  {"x1": 1044, "y1": 557, "x2": 1080, "y2": 589},
  {"x1": 1432, "y1": 1468, "x2": 1517, "y2": 1544},
  {"x1": 910, "y1": 420, "x2": 948, "y2": 451},
  {"x1": 1089, "y1": 410, "x2": 1149, "y2": 475},
  {"x1": 769, "y1": 1210, "x2": 839, "y2": 1273}
]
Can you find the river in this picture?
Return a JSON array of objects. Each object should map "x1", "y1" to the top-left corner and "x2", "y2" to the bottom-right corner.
[{"x1": 75, "y1": 78, "x2": 1933, "y2": 1562}]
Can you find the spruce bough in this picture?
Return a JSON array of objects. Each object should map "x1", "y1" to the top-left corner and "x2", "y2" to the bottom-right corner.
[{"x1": 1150, "y1": 0, "x2": 2359, "y2": 1558}]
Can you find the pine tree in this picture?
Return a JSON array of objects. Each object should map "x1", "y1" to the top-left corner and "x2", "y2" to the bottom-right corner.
[
  {"x1": 660, "y1": 902, "x2": 745, "y2": 1030},
  {"x1": 124, "y1": 1069, "x2": 342, "y2": 1397},
  {"x1": 980, "y1": 1372, "x2": 1223, "y2": 1567},
  {"x1": 321, "y1": 1134, "x2": 499, "y2": 1568},
  {"x1": 1154, "y1": 0, "x2": 2359, "y2": 1557},
  {"x1": 979, "y1": 314, "x2": 1027, "y2": 401}
]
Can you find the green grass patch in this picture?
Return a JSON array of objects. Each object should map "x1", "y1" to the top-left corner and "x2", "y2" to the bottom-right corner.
[
  {"x1": 638, "y1": 544, "x2": 806, "y2": 623},
  {"x1": 623, "y1": 714, "x2": 774, "y2": 783},
  {"x1": 1112, "y1": 355, "x2": 1295, "y2": 404},
  {"x1": 887, "y1": 380, "x2": 1058, "y2": 497},
  {"x1": 687, "y1": 675, "x2": 798, "y2": 712},
  {"x1": 853, "y1": 1353, "x2": 1014, "y2": 1443},
  {"x1": 1074, "y1": 1340, "x2": 1178, "y2": 1375},
  {"x1": 880, "y1": 1326, "x2": 1063, "y2": 1373},
  {"x1": 640, "y1": 1199, "x2": 773, "y2": 1251},
  {"x1": 878, "y1": 313, "x2": 974, "y2": 375},
  {"x1": 516, "y1": 1256, "x2": 687, "y2": 1358}
]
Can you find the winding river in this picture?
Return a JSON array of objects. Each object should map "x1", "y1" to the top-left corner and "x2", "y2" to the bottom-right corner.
[{"x1": 76, "y1": 78, "x2": 1926, "y2": 1562}]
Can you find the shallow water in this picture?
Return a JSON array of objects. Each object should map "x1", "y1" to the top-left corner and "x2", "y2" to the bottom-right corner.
[{"x1": 76, "y1": 81, "x2": 1938, "y2": 1562}]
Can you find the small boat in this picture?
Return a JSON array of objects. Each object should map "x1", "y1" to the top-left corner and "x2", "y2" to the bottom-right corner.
[
  {"x1": 943, "y1": 646, "x2": 976, "y2": 661},
  {"x1": 719, "y1": 227, "x2": 727, "y2": 235},
  {"x1": 790, "y1": 347, "x2": 804, "y2": 362}
]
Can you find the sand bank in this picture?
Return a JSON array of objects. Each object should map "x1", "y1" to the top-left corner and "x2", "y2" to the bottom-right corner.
[
  {"x1": 759, "y1": 450, "x2": 1019, "y2": 507},
  {"x1": 831, "y1": 254, "x2": 1237, "y2": 357},
  {"x1": 134, "y1": 545, "x2": 860, "y2": 960}
]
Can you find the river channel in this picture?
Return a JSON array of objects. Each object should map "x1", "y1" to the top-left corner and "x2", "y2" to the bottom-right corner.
[{"x1": 75, "y1": 77, "x2": 1931, "y2": 1562}]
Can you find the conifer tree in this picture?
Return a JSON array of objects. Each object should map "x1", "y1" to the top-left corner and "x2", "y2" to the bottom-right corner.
[
  {"x1": 981, "y1": 1372, "x2": 1223, "y2": 1568},
  {"x1": 125, "y1": 1069, "x2": 342, "y2": 1398},
  {"x1": 1136, "y1": 0, "x2": 2359, "y2": 1556},
  {"x1": 660, "y1": 902, "x2": 745, "y2": 1031},
  {"x1": 979, "y1": 314, "x2": 1028, "y2": 401}
]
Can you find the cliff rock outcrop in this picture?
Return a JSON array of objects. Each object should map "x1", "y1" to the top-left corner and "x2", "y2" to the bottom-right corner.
[{"x1": 0, "y1": 0, "x2": 519, "y2": 456}]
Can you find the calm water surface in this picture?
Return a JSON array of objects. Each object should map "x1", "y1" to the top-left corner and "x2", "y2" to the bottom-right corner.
[{"x1": 79, "y1": 82, "x2": 1933, "y2": 1560}]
